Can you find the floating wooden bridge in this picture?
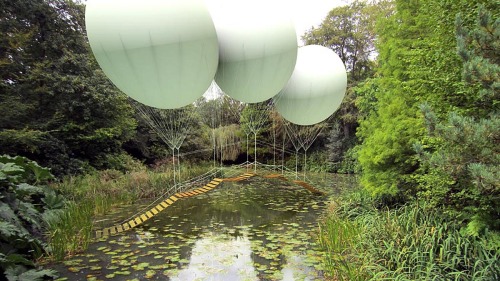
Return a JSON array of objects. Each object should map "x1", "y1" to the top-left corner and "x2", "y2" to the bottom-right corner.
[{"x1": 94, "y1": 172, "x2": 323, "y2": 239}]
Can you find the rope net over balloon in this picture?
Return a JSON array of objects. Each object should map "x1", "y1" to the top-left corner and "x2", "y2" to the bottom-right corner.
[
  {"x1": 133, "y1": 101, "x2": 197, "y2": 184},
  {"x1": 283, "y1": 120, "x2": 326, "y2": 180},
  {"x1": 198, "y1": 81, "x2": 245, "y2": 167}
]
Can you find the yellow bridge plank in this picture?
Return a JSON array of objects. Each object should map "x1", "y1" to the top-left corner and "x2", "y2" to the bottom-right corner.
[
  {"x1": 129, "y1": 220, "x2": 137, "y2": 228},
  {"x1": 116, "y1": 225, "x2": 124, "y2": 233},
  {"x1": 160, "y1": 202, "x2": 169, "y2": 208},
  {"x1": 134, "y1": 217, "x2": 142, "y2": 225},
  {"x1": 122, "y1": 223, "x2": 130, "y2": 231},
  {"x1": 170, "y1": 195, "x2": 178, "y2": 201},
  {"x1": 95, "y1": 230, "x2": 103, "y2": 239},
  {"x1": 146, "y1": 211, "x2": 154, "y2": 218},
  {"x1": 140, "y1": 214, "x2": 148, "y2": 221},
  {"x1": 166, "y1": 199, "x2": 174, "y2": 205},
  {"x1": 151, "y1": 208, "x2": 159, "y2": 215}
]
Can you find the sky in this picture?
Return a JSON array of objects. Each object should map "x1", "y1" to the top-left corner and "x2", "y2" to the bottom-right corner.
[
  {"x1": 286, "y1": 0, "x2": 350, "y2": 44},
  {"x1": 204, "y1": 0, "x2": 350, "y2": 45}
]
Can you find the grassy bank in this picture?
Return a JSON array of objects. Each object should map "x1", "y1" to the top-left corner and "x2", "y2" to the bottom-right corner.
[
  {"x1": 318, "y1": 188, "x2": 500, "y2": 280},
  {"x1": 45, "y1": 162, "x2": 214, "y2": 261}
]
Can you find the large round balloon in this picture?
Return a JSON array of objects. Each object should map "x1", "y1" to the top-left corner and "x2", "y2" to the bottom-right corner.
[
  {"x1": 274, "y1": 45, "x2": 347, "y2": 125},
  {"x1": 206, "y1": 0, "x2": 298, "y2": 103},
  {"x1": 85, "y1": 0, "x2": 219, "y2": 109}
]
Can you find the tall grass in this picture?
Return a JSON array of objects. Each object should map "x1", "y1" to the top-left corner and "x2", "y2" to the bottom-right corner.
[
  {"x1": 318, "y1": 211, "x2": 365, "y2": 281},
  {"x1": 44, "y1": 201, "x2": 94, "y2": 260},
  {"x1": 319, "y1": 189, "x2": 500, "y2": 280}
]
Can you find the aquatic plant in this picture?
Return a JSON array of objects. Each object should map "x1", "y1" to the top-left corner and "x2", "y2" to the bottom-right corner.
[{"x1": 45, "y1": 201, "x2": 94, "y2": 260}]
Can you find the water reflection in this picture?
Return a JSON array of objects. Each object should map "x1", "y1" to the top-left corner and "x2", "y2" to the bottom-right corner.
[{"x1": 171, "y1": 234, "x2": 258, "y2": 281}]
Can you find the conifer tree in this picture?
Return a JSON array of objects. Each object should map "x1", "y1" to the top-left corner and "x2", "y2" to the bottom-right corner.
[{"x1": 416, "y1": 5, "x2": 499, "y2": 233}]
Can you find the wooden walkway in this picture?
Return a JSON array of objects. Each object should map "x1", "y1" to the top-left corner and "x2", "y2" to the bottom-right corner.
[{"x1": 94, "y1": 172, "x2": 323, "y2": 239}]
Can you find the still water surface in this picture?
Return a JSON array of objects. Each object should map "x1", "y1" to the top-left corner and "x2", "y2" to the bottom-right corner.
[{"x1": 52, "y1": 174, "x2": 355, "y2": 280}]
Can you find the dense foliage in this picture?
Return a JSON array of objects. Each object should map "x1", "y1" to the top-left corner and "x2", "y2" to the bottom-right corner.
[
  {"x1": 303, "y1": 0, "x2": 388, "y2": 173},
  {"x1": 311, "y1": 1, "x2": 499, "y2": 279},
  {"x1": 355, "y1": 0, "x2": 499, "y2": 229},
  {"x1": 0, "y1": 0, "x2": 137, "y2": 176},
  {"x1": 0, "y1": 155, "x2": 60, "y2": 280},
  {"x1": 415, "y1": 5, "x2": 499, "y2": 234}
]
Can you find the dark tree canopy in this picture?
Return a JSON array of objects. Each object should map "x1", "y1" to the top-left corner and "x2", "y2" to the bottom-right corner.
[{"x1": 0, "y1": 0, "x2": 136, "y2": 175}]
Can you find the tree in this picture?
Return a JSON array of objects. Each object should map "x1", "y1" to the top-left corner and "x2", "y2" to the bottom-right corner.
[
  {"x1": 302, "y1": 0, "x2": 390, "y2": 172},
  {"x1": 0, "y1": 0, "x2": 136, "y2": 175},
  {"x1": 195, "y1": 94, "x2": 245, "y2": 165},
  {"x1": 302, "y1": 0, "x2": 388, "y2": 82},
  {"x1": 415, "y1": 5, "x2": 499, "y2": 233},
  {"x1": 356, "y1": 0, "x2": 494, "y2": 200}
]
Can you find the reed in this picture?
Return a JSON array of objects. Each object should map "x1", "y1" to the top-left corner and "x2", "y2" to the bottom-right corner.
[
  {"x1": 319, "y1": 190, "x2": 499, "y2": 280},
  {"x1": 45, "y1": 201, "x2": 94, "y2": 260},
  {"x1": 318, "y1": 210, "x2": 366, "y2": 281}
]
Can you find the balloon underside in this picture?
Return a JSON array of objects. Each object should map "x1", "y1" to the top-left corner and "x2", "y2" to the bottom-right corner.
[
  {"x1": 274, "y1": 45, "x2": 347, "y2": 126},
  {"x1": 209, "y1": 0, "x2": 298, "y2": 103},
  {"x1": 85, "y1": 0, "x2": 219, "y2": 109}
]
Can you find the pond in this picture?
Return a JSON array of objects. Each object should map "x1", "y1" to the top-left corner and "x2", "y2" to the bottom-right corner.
[{"x1": 51, "y1": 173, "x2": 356, "y2": 281}]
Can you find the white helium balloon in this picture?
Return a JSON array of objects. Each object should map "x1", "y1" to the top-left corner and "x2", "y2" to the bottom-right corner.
[
  {"x1": 206, "y1": 0, "x2": 298, "y2": 103},
  {"x1": 85, "y1": 0, "x2": 219, "y2": 109},
  {"x1": 274, "y1": 45, "x2": 347, "y2": 125}
]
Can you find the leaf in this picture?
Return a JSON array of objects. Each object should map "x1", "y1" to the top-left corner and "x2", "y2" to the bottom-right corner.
[
  {"x1": 3, "y1": 253, "x2": 34, "y2": 267},
  {"x1": 42, "y1": 209, "x2": 64, "y2": 227},
  {"x1": 41, "y1": 190, "x2": 66, "y2": 210},
  {"x1": 0, "y1": 202, "x2": 23, "y2": 228},
  {"x1": 0, "y1": 221, "x2": 23, "y2": 240},
  {"x1": 14, "y1": 183, "x2": 43, "y2": 199},
  {"x1": 0, "y1": 170, "x2": 7, "y2": 181},
  {"x1": 17, "y1": 268, "x2": 58, "y2": 281},
  {"x1": 0, "y1": 155, "x2": 54, "y2": 184},
  {"x1": 24, "y1": 161, "x2": 54, "y2": 184},
  {"x1": 0, "y1": 162, "x2": 24, "y2": 183},
  {"x1": 17, "y1": 201, "x2": 43, "y2": 230}
]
